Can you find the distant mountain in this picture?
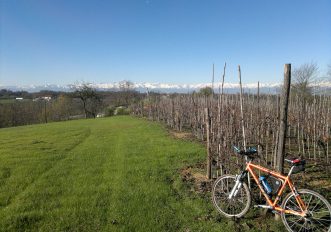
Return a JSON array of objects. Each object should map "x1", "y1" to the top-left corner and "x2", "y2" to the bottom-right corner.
[
  {"x1": 1, "y1": 84, "x2": 71, "y2": 93},
  {"x1": 1, "y1": 81, "x2": 331, "y2": 94}
]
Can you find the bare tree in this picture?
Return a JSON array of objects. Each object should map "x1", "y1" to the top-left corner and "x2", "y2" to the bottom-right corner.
[
  {"x1": 291, "y1": 62, "x2": 319, "y2": 100},
  {"x1": 51, "y1": 94, "x2": 72, "y2": 121},
  {"x1": 119, "y1": 80, "x2": 135, "y2": 106},
  {"x1": 327, "y1": 64, "x2": 331, "y2": 80},
  {"x1": 74, "y1": 83, "x2": 102, "y2": 118},
  {"x1": 119, "y1": 80, "x2": 134, "y2": 91}
]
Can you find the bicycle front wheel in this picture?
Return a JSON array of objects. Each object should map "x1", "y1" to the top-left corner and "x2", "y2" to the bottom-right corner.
[
  {"x1": 212, "y1": 175, "x2": 251, "y2": 218},
  {"x1": 281, "y1": 189, "x2": 331, "y2": 232}
]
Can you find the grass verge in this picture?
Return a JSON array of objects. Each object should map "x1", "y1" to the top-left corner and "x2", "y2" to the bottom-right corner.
[{"x1": 0, "y1": 116, "x2": 286, "y2": 231}]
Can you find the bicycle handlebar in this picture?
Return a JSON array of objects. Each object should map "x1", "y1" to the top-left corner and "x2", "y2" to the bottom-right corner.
[{"x1": 233, "y1": 146, "x2": 257, "y2": 156}]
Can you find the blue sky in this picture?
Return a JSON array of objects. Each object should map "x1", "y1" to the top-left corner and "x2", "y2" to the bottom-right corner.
[{"x1": 1, "y1": 0, "x2": 330, "y2": 86}]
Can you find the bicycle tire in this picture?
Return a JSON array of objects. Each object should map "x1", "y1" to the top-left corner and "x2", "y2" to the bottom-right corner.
[
  {"x1": 281, "y1": 189, "x2": 331, "y2": 232},
  {"x1": 212, "y1": 174, "x2": 251, "y2": 218}
]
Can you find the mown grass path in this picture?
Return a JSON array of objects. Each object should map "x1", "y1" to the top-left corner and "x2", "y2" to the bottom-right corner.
[
  {"x1": 0, "y1": 117, "x2": 205, "y2": 231},
  {"x1": 0, "y1": 116, "x2": 282, "y2": 231}
]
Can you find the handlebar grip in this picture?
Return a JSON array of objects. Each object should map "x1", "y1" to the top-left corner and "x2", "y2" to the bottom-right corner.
[
  {"x1": 233, "y1": 146, "x2": 241, "y2": 153},
  {"x1": 247, "y1": 147, "x2": 257, "y2": 153}
]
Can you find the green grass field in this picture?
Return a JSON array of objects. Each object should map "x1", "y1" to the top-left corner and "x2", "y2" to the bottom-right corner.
[
  {"x1": 0, "y1": 99, "x2": 31, "y2": 104},
  {"x1": 0, "y1": 116, "x2": 284, "y2": 231}
]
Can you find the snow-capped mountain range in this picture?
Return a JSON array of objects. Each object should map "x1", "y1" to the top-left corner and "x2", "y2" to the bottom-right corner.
[{"x1": 1, "y1": 81, "x2": 331, "y2": 94}]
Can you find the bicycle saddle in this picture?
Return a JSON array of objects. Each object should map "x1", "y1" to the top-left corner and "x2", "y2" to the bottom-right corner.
[
  {"x1": 285, "y1": 158, "x2": 306, "y2": 166},
  {"x1": 285, "y1": 158, "x2": 306, "y2": 174}
]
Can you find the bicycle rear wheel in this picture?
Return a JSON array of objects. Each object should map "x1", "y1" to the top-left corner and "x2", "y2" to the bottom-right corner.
[
  {"x1": 281, "y1": 189, "x2": 331, "y2": 232},
  {"x1": 212, "y1": 175, "x2": 251, "y2": 218}
]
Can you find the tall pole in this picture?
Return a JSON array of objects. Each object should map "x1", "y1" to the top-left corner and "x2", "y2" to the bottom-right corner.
[
  {"x1": 205, "y1": 107, "x2": 212, "y2": 179},
  {"x1": 239, "y1": 65, "x2": 250, "y2": 189},
  {"x1": 238, "y1": 65, "x2": 246, "y2": 151},
  {"x1": 212, "y1": 63, "x2": 215, "y2": 95},
  {"x1": 276, "y1": 64, "x2": 291, "y2": 174}
]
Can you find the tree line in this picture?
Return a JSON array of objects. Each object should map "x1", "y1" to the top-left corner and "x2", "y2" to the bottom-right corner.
[{"x1": 0, "y1": 82, "x2": 143, "y2": 128}]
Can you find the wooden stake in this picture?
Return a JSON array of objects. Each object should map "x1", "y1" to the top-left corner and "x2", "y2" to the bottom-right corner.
[
  {"x1": 205, "y1": 107, "x2": 212, "y2": 179},
  {"x1": 212, "y1": 63, "x2": 215, "y2": 96},
  {"x1": 238, "y1": 65, "x2": 247, "y2": 151},
  {"x1": 276, "y1": 64, "x2": 291, "y2": 174}
]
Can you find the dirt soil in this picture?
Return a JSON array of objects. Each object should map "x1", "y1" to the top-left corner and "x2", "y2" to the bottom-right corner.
[
  {"x1": 180, "y1": 163, "x2": 213, "y2": 194},
  {"x1": 169, "y1": 130, "x2": 197, "y2": 141}
]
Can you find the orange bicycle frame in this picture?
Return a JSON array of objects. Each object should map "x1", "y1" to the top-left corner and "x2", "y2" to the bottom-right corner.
[{"x1": 246, "y1": 162, "x2": 307, "y2": 217}]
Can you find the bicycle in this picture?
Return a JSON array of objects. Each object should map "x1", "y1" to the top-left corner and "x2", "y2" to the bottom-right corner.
[{"x1": 212, "y1": 146, "x2": 331, "y2": 232}]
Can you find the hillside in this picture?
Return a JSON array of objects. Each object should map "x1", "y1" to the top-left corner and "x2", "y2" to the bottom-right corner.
[{"x1": 0, "y1": 116, "x2": 284, "y2": 231}]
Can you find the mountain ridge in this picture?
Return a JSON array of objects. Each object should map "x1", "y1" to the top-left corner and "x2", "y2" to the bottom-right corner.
[{"x1": 1, "y1": 81, "x2": 330, "y2": 94}]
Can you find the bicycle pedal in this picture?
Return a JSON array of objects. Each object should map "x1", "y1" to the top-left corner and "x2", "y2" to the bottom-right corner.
[
  {"x1": 272, "y1": 210, "x2": 280, "y2": 215},
  {"x1": 254, "y1": 205, "x2": 273, "y2": 209}
]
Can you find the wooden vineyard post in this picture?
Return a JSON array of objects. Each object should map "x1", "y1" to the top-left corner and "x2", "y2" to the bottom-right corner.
[
  {"x1": 238, "y1": 65, "x2": 247, "y2": 151},
  {"x1": 327, "y1": 105, "x2": 330, "y2": 163},
  {"x1": 205, "y1": 107, "x2": 212, "y2": 179},
  {"x1": 212, "y1": 63, "x2": 215, "y2": 97},
  {"x1": 238, "y1": 65, "x2": 251, "y2": 189},
  {"x1": 217, "y1": 62, "x2": 226, "y2": 177},
  {"x1": 276, "y1": 64, "x2": 291, "y2": 174}
]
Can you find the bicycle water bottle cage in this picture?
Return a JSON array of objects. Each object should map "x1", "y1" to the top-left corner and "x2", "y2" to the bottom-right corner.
[{"x1": 259, "y1": 176, "x2": 272, "y2": 195}]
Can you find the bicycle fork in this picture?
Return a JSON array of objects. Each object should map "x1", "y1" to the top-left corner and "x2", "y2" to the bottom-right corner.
[{"x1": 228, "y1": 174, "x2": 244, "y2": 200}]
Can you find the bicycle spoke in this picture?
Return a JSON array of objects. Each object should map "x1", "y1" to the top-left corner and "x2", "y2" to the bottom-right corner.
[
  {"x1": 212, "y1": 175, "x2": 250, "y2": 218},
  {"x1": 282, "y1": 190, "x2": 331, "y2": 232},
  {"x1": 306, "y1": 195, "x2": 313, "y2": 209},
  {"x1": 310, "y1": 204, "x2": 327, "y2": 215},
  {"x1": 310, "y1": 218, "x2": 329, "y2": 231},
  {"x1": 312, "y1": 217, "x2": 331, "y2": 223},
  {"x1": 313, "y1": 210, "x2": 330, "y2": 214},
  {"x1": 288, "y1": 198, "x2": 301, "y2": 211},
  {"x1": 297, "y1": 220, "x2": 307, "y2": 232},
  {"x1": 314, "y1": 218, "x2": 329, "y2": 226},
  {"x1": 289, "y1": 219, "x2": 305, "y2": 231},
  {"x1": 287, "y1": 216, "x2": 303, "y2": 228},
  {"x1": 310, "y1": 199, "x2": 321, "y2": 212}
]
